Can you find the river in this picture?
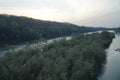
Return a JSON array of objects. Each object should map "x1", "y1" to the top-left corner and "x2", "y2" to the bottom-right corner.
[
  {"x1": 0, "y1": 36, "x2": 71, "y2": 57},
  {"x1": 0, "y1": 30, "x2": 113, "y2": 57},
  {"x1": 0, "y1": 30, "x2": 119, "y2": 79},
  {"x1": 98, "y1": 33, "x2": 120, "y2": 80},
  {"x1": 0, "y1": 31, "x2": 100, "y2": 57}
]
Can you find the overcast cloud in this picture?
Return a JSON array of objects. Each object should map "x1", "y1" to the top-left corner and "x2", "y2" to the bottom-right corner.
[{"x1": 0, "y1": 0, "x2": 120, "y2": 27}]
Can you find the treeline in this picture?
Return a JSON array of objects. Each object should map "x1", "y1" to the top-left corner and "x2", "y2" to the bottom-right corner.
[
  {"x1": 0, "y1": 14, "x2": 107, "y2": 45},
  {"x1": 113, "y1": 27, "x2": 120, "y2": 33},
  {"x1": 0, "y1": 31, "x2": 115, "y2": 80}
]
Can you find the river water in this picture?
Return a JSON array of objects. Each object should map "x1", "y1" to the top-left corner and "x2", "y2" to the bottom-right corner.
[
  {"x1": 0, "y1": 30, "x2": 105, "y2": 57},
  {"x1": 98, "y1": 33, "x2": 120, "y2": 80},
  {"x1": 1, "y1": 31, "x2": 120, "y2": 80},
  {"x1": 0, "y1": 36, "x2": 71, "y2": 57}
]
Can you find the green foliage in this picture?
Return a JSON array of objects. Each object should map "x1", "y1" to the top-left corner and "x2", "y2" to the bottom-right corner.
[
  {"x1": 0, "y1": 14, "x2": 107, "y2": 46},
  {"x1": 100, "y1": 31, "x2": 115, "y2": 48},
  {"x1": 0, "y1": 31, "x2": 114, "y2": 80}
]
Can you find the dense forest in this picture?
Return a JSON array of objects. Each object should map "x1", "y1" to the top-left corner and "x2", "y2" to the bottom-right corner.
[
  {"x1": 0, "y1": 31, "x2": 115, "y2": 80},
  {"x1": 0, "y1": 14, "x2": 108, "y2": 45}
]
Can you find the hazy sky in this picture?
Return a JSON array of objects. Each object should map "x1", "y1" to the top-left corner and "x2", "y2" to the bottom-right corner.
[{"x1": 0, "y1": 0, "x2": 120, "y2": 27}]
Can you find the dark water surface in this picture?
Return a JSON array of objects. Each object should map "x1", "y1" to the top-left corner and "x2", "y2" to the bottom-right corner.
[{"x1": 98, "y1": 34, "x2": 120, "y2": 80}]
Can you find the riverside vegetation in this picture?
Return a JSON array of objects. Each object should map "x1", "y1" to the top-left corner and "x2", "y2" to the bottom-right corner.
[
  {"x1": 0, "y1": 14, "x2": 108, "y2": 46},
  {"x1": 0, "y1": 31, "x2": 115, "y2": 80}
]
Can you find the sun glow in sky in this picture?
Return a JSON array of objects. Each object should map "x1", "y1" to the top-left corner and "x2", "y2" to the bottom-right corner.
[{"x1": 0, "y1": 0, "x2": 120, "y2": 27}]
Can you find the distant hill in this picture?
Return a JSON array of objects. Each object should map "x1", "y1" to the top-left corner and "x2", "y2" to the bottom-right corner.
[
  {"x1": 0, "y1": 14, "x2": 107, "y2": 45},
  {"x1": 112, "y1": 27, "x2": 120, "y2": 33}
]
